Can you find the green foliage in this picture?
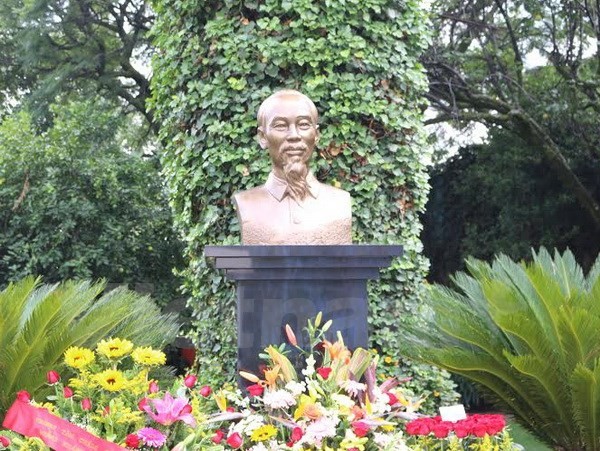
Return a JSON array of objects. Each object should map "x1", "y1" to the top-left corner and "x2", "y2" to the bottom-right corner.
[
  {"x1": 401, "y1": 248, "x2": 600, "y2": 450},
  {"x1": 150, "y1": 0, "x2": 457, "y2": 409},
  {"x1": 423, "y1": 129, "x2": 600, "y2": 284},
  {"x1": 0, "y1": 276, "x2": 180, "y2": 419},
  {"x1": 0, "y1": 98, "x2": 183, "y2": 306},
  {"x1": 0, "y1": 0, "x2": 154, "y2": 127}
]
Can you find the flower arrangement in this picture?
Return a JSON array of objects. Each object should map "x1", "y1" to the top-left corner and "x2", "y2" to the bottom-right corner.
[
  {"x1": 2, "y1": 338, "x2": 211, "y2": 450},
  {"x1": 2, "y1": 317, "x2": 522, "y2": 451}
]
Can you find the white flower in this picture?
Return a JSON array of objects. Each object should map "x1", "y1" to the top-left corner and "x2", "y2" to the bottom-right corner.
[
  {"x1": 302, "y1": 354, "x2": 316, "y2": 377},
  {"x1": 285, "y1": 380, "x2": 306, "y2": 397},
  {"x1": 262, "y1": 389, "x2": 297, "y2": 409},
  {"x1": 298, "y1": 416, "x2": 339, "y2": 447},
  {"x1": 369, "y1": 386, "x2": 392, "y2": 414},
  {"x1": 374, "y1": 431, "x2": 410, "y2": 450},
  {"x1": 340, "y1": 380, "x2": 366, "y2": 397},
  {"x1": 231, "y1": 413, "x2": 264, "y2": 435},
  {"x1": 331, "y1": 393, "x2": 355, "y2": 409}
]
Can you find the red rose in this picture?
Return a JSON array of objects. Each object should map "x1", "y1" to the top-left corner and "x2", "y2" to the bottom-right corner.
[
  {"x1": 148, "y1": 381, "x2": 159, "y2": 393},
  {"x1": 125, "y1": 433, "x2": 140, "y2": 448},
  {"x1": 432, "y1": 422, "x2": 451, "y2": 438},
  {"x1": 211, "y1": 430, "x2": 225, "y2": 444},
  {"x1": 247, "y1": 383, "x2": 264, "y2": 397},
  {"x1": 316, "y1": 367, "x2": 332, "y2": 380},
  {"x1": 406, "y1": 419, "x2": 431, "y2": 436},
  {"x1": 226, "y1": 406, "x2": 235, "y2": 412},
  {"x1": 472, "y1": 423, "x2": 488, "y2": 437},
  {"x1": 199, "y1": 385, "x2": 212, "y2": 397},
  {"x1": 0, "y1": 436, "x2": 11, "y2": 447},
  {"x1": 291, "y1": 427, "x2": 303, "y2": 442},
  {"x1": 351, "y1": 421, "x2": 370, "y2": 438},
  {"x1": 81, "y1": 398, "x2": 92, "y2": 411},
  {"x1": 102, "y1": 406, "x2": 110, "y2": 416},
  {"x1": 453, "y1": 423, "x2": 470, "y2": 438},
  {"x1": 46, "y1": 370, "x2": 61, "y2": 385},
  {"x1": 184, "y1": 374, "x2": 197, "y2": 388},
  {"x1": 181, "y1": 404, "x2": 192, "y2": 415},
  {"x1": 226, "y1": 432, "x2": 243, "y2": 448},
  {"x1": 137, "y1": 397, "x2": 149, "y2": 411},
  {"x1": 63, "y1": 386, "x2": 74, "y2": 398},
  {"x1": 16, "y1": 390, "x2": 31, "y2": 402}
]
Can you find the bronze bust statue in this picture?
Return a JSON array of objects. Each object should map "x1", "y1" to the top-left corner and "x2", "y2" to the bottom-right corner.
[{"x1": 233, "y1": 90, "x2": 352, "y2": 244}]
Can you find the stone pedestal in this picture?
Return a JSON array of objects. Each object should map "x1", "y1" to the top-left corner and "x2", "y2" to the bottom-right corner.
[{"x1": 204, "y1": 245, "x2": 403, "y2": 374}]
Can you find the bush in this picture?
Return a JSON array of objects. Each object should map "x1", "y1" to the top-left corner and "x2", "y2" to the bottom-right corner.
[
  {"x1": 0, "y1": 277, "x2": 180, "y2": 419},
  {"x1": 0, "y1": 99, "x2": 183, "y2": 307},
  {"x1": 401, "y1": 248, "x2": 600, "y2": 450}
]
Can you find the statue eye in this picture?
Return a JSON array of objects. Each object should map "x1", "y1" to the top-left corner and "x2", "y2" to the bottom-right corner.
[
  {"x1": 272, "y1": 122, "x2": 287, "y2": 130},
  {"x1": 298, "y1": 121, "x2": 312, "y2": 129}
]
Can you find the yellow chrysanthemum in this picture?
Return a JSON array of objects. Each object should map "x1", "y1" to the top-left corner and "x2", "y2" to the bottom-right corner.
[
  {"x1": 131, "y1": 347, "x2": 166, "y2": 366},
  {"x1": 96, "y1": 338, "x2": 133, "y2": 359},
  {"x1": 251, "y1": 424, "x2": 277, "y2": 442},
  {"x1": 64, "y1": 346, "x2": 95, "y2": 369},
  {"x1": 126, "y1": 369, "x2": 149, "y2": 395},
  {"x1": 95, "y1": 369, "x2": 127, "y2": 391}
]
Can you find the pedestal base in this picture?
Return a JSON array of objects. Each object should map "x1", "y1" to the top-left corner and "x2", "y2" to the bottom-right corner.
[{"x1": 205, "y1": 245, "x2": 403, "y2": 374}]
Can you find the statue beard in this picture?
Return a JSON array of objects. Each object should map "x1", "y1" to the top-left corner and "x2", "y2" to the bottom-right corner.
[{"x1": 283, "y1": 156, "x2": 310, "y2": 201}]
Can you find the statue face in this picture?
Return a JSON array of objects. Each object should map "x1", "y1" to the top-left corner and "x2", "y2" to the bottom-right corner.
[{"x1": 258, "y1": 93, "x2": 320, "y2": 175}]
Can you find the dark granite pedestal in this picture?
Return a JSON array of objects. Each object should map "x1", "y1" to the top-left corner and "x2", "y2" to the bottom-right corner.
[{"x1": 204, "y1": 245, "x2": 403, "y2": 374}]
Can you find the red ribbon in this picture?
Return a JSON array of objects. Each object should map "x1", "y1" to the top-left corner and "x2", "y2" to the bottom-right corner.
[{"x1": 2, "y1": 399, "x2": 124, "y2": 451}]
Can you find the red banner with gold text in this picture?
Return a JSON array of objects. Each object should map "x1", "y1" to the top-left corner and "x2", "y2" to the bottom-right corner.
[{"x1": 2, "y1": 399, "x2": 124, "y2": 451}]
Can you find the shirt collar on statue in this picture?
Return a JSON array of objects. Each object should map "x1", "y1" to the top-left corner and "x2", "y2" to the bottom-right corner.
[{"x1": 265, "y1": 171, "x2": 320, "y2": 202}]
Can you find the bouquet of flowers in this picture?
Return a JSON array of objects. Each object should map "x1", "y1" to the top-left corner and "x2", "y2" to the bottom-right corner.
[
  {"x1": 177, "y1": 314, "x2": 420, "y2": 450},
  {"x1": 2, "y1": 338, "x2": 211, "y2": 450},
  {"x1": 2, "y1": 317, "x2": 521, "y2": 451}
]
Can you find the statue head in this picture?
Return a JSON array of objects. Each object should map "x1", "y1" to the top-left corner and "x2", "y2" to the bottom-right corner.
[{"x1": 257, "y1": 90, "x2": 320, "y2": 200}]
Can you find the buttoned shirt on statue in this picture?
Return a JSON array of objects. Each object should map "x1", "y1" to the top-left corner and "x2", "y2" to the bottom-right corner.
[{"x1": 233, "y1": 172, "x2": 352, "y2": 244}]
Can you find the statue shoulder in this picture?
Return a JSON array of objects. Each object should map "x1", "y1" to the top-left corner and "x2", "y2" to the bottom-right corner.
[{"x1": 233, "y1": 185, "x2": 271, "y2": 213}]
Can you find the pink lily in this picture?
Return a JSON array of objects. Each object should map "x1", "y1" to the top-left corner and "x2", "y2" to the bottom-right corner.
[{"x1": 142, "y1": 392, "x2": 196, "y2": 427}]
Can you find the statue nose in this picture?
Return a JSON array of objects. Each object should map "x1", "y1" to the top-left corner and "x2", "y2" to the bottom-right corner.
[{"x1": 287, "y1": 125, "x2": 301, "y2": 140}]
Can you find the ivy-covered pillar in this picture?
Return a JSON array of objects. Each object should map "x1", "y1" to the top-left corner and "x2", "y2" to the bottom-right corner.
[{"x1": 150, "y1": 0, "x2": 458, "y2": 410}]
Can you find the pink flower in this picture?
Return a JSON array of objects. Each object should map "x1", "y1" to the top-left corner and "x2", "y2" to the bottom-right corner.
[
  {"x1": 138, "y1": 397, "x2": 149, "y2": 411},
  {"x1": 142, "y1": 392, "x2": 196, "y2": 426},
  {"x1": 137, "y1": 427, "x2": 166, "y2": 448},
  {"x1": 0, "y1": 436, "x2": 11, "y2": 448},
  {"x1": 63, "y1": 386, "x2": 74, "y2": 398},
  {"x1": 291, "y1": 427, "x2": 303, "y2": 442},
  {"x1": 148, "y1": 380, "x2": 159, "y2": 393},
  {"x1": 81, "y1": 398, "x2": 92, "y2": 411},
  {"x1": 226, "y1": 432, "x2": 243, "y2": 448},
  {"x1": 184, "y1": 374, "x2": 197, "y2": 388},
  {"x1": 351, "y1": 421, "x2": 370, "y2": 437},
  {"x1": 46, "y1": 370, "x2": 60, "y2": 385},
  {"x1": 16, "y1": 390, "x2": 31, "y2": 402},
  {"x1": 199, "y1": 385, "x2": 212, "y2": 397},
  {"x1": 211, "y1": 430, "x2": 225, "y2": 444}
]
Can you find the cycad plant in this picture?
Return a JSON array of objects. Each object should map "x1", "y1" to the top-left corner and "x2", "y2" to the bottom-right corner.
[
  {"x1": 0, "y1": 276, "x2": 180, "y2": 417},
  {"x1": 401, "y1": 248, "x2": 600, "y2": 450}
]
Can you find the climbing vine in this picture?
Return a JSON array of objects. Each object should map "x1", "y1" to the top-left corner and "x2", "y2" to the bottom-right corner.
[{"x1": 150, "y1": 0, "x2": 457, "y2": 410}]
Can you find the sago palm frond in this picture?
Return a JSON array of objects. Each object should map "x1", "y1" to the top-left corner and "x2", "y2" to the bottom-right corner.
[
  {"x1": 0, "y1": 277, "x2": 180, "y2": 419},
  {"x1": 401, "y1": 248, "x2": 600, "y2": 450}
]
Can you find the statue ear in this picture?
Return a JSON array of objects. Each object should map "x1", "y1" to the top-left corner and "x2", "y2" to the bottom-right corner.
[
  {"x1": 315, "y1": 125, "x2": 320, "y2": 145},
  {"x1": 257, "y1": 127, "x2": 268, "y2": 149}
]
